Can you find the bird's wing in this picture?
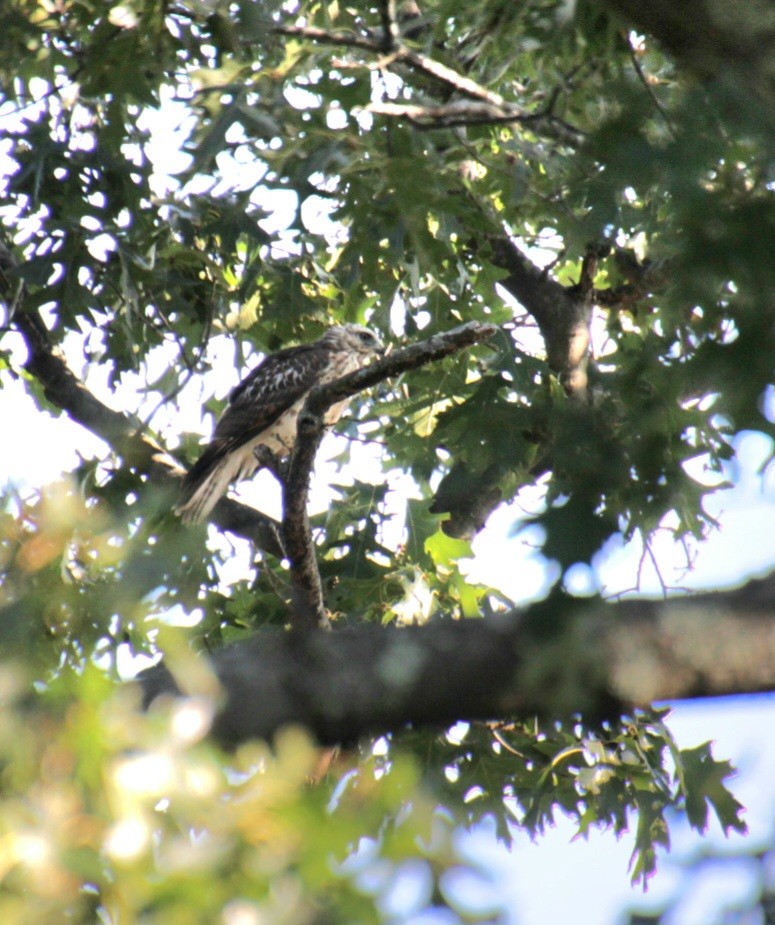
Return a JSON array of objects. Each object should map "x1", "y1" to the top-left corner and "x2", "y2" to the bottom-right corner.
[
  {"x1": 179, "y1": 343, "x2": 330, "y2": 499},
  {"x1": 216, "y1": 342, "x2": 329, "y2": 451}
]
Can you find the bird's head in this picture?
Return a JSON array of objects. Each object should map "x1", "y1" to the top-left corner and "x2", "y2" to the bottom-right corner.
[{"x1": 322, "y1": 324, "x2": 386, "y2": 358}]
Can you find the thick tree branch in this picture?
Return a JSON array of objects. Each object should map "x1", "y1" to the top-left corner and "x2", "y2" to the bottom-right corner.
[
  {"x1": 488, "y1": 237, "x2": 673, "y2": 396},
  {"x1": 211, "y1": 498, "x2": 284, "y2": 558},
  {"x1": 488, "y1": 234, "x2": 593, "y2": 396},
  {"x1": 277, "y1": 322, "x2": 498, "y2": 631},
  {"x1": 139, "y1": 572, "x2": 775, "y2": 747},
  {"x1": 429, "y1": 462, "x2": 503, "y2": 540}
]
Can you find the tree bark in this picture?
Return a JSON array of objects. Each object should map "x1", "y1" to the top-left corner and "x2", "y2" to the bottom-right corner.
[{"x1": 139, "y1": 572, "x2": 775, "y2": 747}]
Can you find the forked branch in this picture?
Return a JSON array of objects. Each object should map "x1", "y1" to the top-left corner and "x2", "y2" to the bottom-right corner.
[
  {"x1": 277, "y1": 321, "x2": 498, "y2": 632},
  {"x1": 274, "y1": 23, "x2": 582, "y2": 141}
]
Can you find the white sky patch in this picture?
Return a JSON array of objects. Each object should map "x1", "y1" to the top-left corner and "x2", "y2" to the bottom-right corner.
[{"x1": 137, "y1": 90, "x2": 196, "y2": 192}]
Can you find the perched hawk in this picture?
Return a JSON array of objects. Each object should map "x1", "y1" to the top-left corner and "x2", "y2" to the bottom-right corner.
[{"x1": 175, "y1": 324, "x2": 385, "y2": 523}]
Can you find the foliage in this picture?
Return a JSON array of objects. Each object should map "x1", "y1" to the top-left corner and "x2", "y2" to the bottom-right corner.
[
  {"x1": 0, "y1": 0, "x2": 772, "y2": 920},
  {"x1": 625, "y1": 842, "x2": 775, "y2": 924},
  {"x1": 0, "y1": 661, "x2": 484, "y2": 925}
]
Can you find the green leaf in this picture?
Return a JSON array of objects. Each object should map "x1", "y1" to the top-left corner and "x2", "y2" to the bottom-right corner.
[
  {"x1": 424, "y1": 530, "x2": 473, "y2": 568},
  {"x1": 679, "y1": 742, "x2": 747, "y2": 836},
  {"x1": 629, "y1": 792, "x2": 671, "y2": 884}
]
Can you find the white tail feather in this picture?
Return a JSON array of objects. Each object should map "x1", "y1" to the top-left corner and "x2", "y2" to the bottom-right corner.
[{"x1": 175, "y1": 447, "x2": 258, "y2": 524}]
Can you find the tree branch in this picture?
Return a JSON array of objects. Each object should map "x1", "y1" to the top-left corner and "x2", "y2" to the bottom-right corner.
[
  {"x1": 488, "y1": 234, "x2": 593, "y2": 396},
  {"x1": 273, "y1": 24, "x2": 379, "y2": 54},
  {"x1": 488, "y1": 237, "x2": 674, "y2": 395},
  {"x1": 277, "y1": 321, "x2": 498, "y2": 632},
  {"x1": 363, "y1": 101, "x2": 583, "y2": 142},
  {"x1": 313, "y1": 320, "x2": 498, "y2": 413},
  {"x1": 278, "y1": 424, "x2": 331, "y2": 631},
  {"x1": 273, "y1": 23, "x2": 583, "y2": 145},
  {"x1": 16, "y1": 310, "x2": 284, "y2": 554},
  {"x1": 377, "y1": 0, "x2": 400, "y2": 53},
  {"x1": 428, "y1": 462, "x2": 503, "y2": 540},
  {"x1": 1, "y1": 249, "x2": 284, "y2": 557},
  {"x1": 139, "y1": 572, "x2": 775, "y2": 747},
  {"x1": 274, "y1": 23, "x2": 512, "y2": 106}
]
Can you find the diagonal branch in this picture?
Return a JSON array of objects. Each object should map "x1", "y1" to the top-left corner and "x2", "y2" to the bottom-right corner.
[
  {"x1": 17, "y1": 309, "x2": 285, "y2": 554},
  {"x1": 1, "y1": 247, "x2": 284, "y2": 557},
  {"x1": 310, "y1": 321, "x2": 498, "y2": 414},
  {"x1": 279, "y1": 321, "x2": 498, "y2": 632},
  {"x1": 277, "y1": 23, "x2": 510, "y2": 108}
]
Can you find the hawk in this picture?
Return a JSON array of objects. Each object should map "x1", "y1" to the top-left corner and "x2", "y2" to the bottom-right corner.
[{"x1": 175, "y1": 324, "x2": 385, "y2": 523}]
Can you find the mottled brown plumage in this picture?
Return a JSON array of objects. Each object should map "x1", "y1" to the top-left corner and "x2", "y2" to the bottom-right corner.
[{"x1": 175, "y1": 324, "x2": 384, "y2": 523}]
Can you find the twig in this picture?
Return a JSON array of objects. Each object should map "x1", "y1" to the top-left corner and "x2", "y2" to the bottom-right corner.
[
  {"x1": 627, "y1": 34, "x2": 676, "y2": 138},
  {"x1": 378, "y1": 0, "x2": 400, "y2": 52},
  {"x1": 280, "y1": 321, "x2": 498, "y2": 633}
]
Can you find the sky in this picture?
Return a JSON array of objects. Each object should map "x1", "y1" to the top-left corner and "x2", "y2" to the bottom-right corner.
[{"x1": 2, "y1": 83, "x2": 775, "y2": 925}]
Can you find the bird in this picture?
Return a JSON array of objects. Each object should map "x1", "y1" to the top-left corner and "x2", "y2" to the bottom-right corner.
[{"x1": 175, "y1": 324, "x2": 385, "y2": 523}]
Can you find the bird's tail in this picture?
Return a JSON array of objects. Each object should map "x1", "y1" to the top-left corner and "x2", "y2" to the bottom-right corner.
[{"x1": 175, "y1": 449, "x2": 248, "y2": 524}]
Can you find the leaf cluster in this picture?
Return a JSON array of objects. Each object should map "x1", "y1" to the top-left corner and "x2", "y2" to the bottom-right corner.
[{"x1": 389, "y1": 708, "x2": 745, "y2": 883}]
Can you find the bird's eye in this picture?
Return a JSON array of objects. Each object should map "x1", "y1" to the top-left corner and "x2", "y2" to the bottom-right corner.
[{"x1": 358, "y1": 331, "x2": 373, "y2": 342}]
